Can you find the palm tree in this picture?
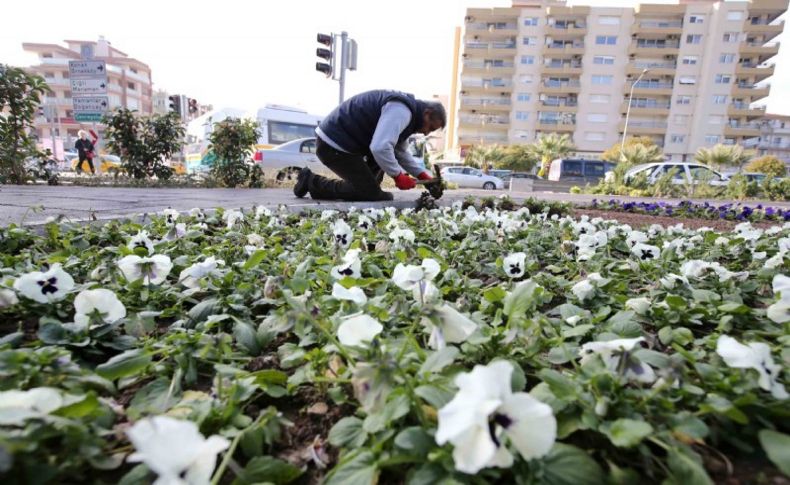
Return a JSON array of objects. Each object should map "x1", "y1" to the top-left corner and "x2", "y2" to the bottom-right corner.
[
  {"x1": 464, "y1": 144, "x2": 505, "y2": 172},
  {"x1": 530, "y1": 133, "x2": 574, "y2": 178},
  {"x1": 620, "y1": 143, "x2": 664, "y2": 166},
  {"x1": 694, "y1": 144, "x2": 753, "y2": 172},
  {"x1": 498, "y1": 144, "x2": 538, "y2": 172}
]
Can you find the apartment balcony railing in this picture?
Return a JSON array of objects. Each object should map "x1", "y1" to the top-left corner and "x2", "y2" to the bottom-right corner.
[
  {"x1": 731, "y1": 102, "x2": 766, "y2": 110},
  {"x1": 463, "y1": 59, "x2": 515, "y2": 69},
  {"x1": 545, "y1": 42, "x2": 585, "y2": 49},
  {"x1": 543, "y1": 61, "x2": 583, "y2": 68},
  {"x1": 537, "y1": 118, "x2": 576, "y2": 125},
  {"x1": 727, "y1": 121, "x2": 762, "y2": 129},
  {"x1": 739, "y1": 62, "x2": 775, "y2": 68},
  {"x1": 628, "y1": 100, "x2": 672, "y2": 109},
  {"x1": 737, "y1": 82, "x2": 771, "y2": 89},
  {"x1": 541, "y1": 99, "x2": 578, "y2": 107},
  {"x1": 459, "y1": 114, "x2": 510, "y2": 125},
  {"x1": 458, "y1": 134, "x2": 509, "y2": 143},
  {"x1": 627, "y1": 121, "x2": 668, "y2": 128},
  {"x1": 462, "y1": 79, "x2": 513, "y2": 88},
  {"x1": 547, "y1": 22, "x2": 587, "y2": 29},
  {"x1": 634, "y1": 41, "x2": 681, "y2": 48},
  {"x1": 631, "y1": 81, "x2": 674, "y2": 89},
  {"x1": 460, "y1": 97, "x2": 512, "y2": 106},
  {"x1": 465, "y1": 41, "x2": 517, "y2": 50},
  {"x1": 542, "y1": 80, "x2": 581, "y2": 88},
  {"x1": 466, "y1": 22, "x2": 519, "y2": 31},
  {"x1": 631, "y1": 61, "x2": 676, "y2": 69},
  {"x1": 638, "y1": 20, "x2": 683, "y2": 28},
  {"x1": 743, "y1": 41, "x2": 780, "y2": 47}
]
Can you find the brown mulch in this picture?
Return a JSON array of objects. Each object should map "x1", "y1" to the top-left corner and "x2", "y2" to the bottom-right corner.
[{"x1": 572, "y1": 208, "x2": 784, "y2": 231}]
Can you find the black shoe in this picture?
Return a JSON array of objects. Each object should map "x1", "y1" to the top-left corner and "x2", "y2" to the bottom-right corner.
[
  {"x1": 375, "y1": 191, "x2": 394, "y2": 201},
  {"x1": 294, "y1": 168, "x2": 312, "y2": 198}
]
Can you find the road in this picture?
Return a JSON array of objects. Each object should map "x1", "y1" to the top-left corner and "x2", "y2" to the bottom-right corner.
[{"x1": 0, "y1": 185, "x2": 787, "y2": 226}]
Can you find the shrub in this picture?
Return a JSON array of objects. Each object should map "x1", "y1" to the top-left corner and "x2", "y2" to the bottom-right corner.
[{"x1": 746, "y1": 155, "x2": 787, "y2": 178}]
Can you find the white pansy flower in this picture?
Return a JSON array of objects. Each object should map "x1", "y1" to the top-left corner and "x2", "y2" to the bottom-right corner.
[
  {"x1": 625, "y1": 297, "x2": 651, "y2": 315},
  {"x1": 715, "y1": 236, "x2": 730, "y2": 246},
  {"x1": 247, "y1": 233, "x2": 265, "y2": 247},
  {"x1": 320, "y1": 209, "x2": 338, "y2": 221},
  {"x1": 337, "y1": 314, "x2": 383, "y2": 347},
  {"x1": 631, "y1": 243, "x2": 660, "y2": 261},
  {"x1": 659, "y1": 273, "x2": 688, "y2": 290},
  {"x1": 426, "y1": 304, "x2": 478, "y2": 349},
  {"x1": 357, "y1": 215, "x2": 373, "y2": 230},
  {"x1": 127, "y1": 416, "x2": 230, "y2": 485},
  {"x1": 118, "y1": 255, "x2": 173, "y2": 285},
  {"x1": 571, "y1": 279, "x2": 595, "y2": 301},
  {"x1": 392, "y1": 259, "x2": 440, "y2": 291},
  {"x1": 331, "y1": 283, "x2": 367, "y2": 306},
  {"x1": 254, "y1": 205, "x2": 272, "y2": 220},
  {"x1": 716, "y1": 335, "x2": 787, "y2": 400},
  {"x1": 13, "y1": 264, "x2": 75, "y2": 303},
  {"x1": 223, "y1": 209, "x2": 244, "y2": 229},
  {"x1": 764, "y1": 253, "x2": 785, "y2": 269},
  {"x1": 767, "y1": 274, "x2": 790, "y2": 324},
  {"x1": 626, "y1": 231, "x2": 648, "y2": 248},
  {"x1": 73, "y1": 289, "x2": 126, "y2": 327},
  {"x1": 162, "y1": 209, "x2": 180, "y2": 225},
  {"x1": 189, "y1": 207, "x2": 205, "y2": 220},
  {"x1": 330, "y1": 249, "x2": 362, "y2": 280},
  {"x1": 0, "y1": 288, "x2": 19, "y2": 308},
  {"x1": 579, "y1": 337, "x2": 655, "y2": 383},
  {"x1": 436, "y1": 361, "x2": 556, "y2": 474},
  {"x1": 573, "y1": 221, "x2": 596, "y2": 235},
  {"x1": 503, "y1": 253, "x2": 526, "y2": 278},
  {"x1": 773, "y1": 274, "x2": 790, "y2": 297},
  {"x1": 179, "y1": 257, "x2": 224, "y2": 289},
  {"x1": 0, "y1": 387, "x2": 64, "y2": 425},
  {"x1": 128, "y1": 231, "x2": 154, "y2": 254},
  {"x1": 163, "y1": 223, "x2": 187, "y2": 242},
  {"x1": 389, "y1": 227, "x2": 416, "y2": 246},
  {"x1": 331, "y1": 219, "x2": 353, "y2": 248}
]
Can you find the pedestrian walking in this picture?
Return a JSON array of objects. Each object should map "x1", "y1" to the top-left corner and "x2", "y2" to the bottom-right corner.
[{"x1": 75, "y1": 129, "x2": 98, "y2": 175}]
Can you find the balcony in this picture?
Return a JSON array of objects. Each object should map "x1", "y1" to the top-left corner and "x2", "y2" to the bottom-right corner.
[
  {"x1": 617, "y1": 120, "x2": 668, "y2": 134},
  {"x1": 627, "y1": 80, "x2": 674, "y2": 96},
  {"x1": 542, "y1": 60, "x2": 583, "y2": 75},
  {"x1": 460, "y1": 96, "x2": 512, "y2": 111},
  {"x1": 732, "y1": 82, "x2": 771, "y2": 98},
  {"x1": 536, "y1": 118, "x2": 576, "y2": 132},
  {"x1": 620, "y1": 100, "x2": 671, "y2": 115},
  {"x1": 539, "y1": 79, "x2": 581, "y2": 94},
  {"x1": 632, "y1": 20, "x2": 684, "y2": 35},
  {"x1": 626, "y1": 61, "x2": 676, "y2": 76},
  {"x1": 464, "y1": 40, "x2": 517, "y2": 57},
  {"x1": 465, "y1": 21, "x2": 519, "y2": 38},
  {"x1": 540, "y1": 99, "x2": 578, "y2": 112},
  {"x1": 462, "y1": 59, "x2": 515, "y2": 75},
  {"x1": 727, "y1": 102, "x2": 767, "y2": 117},
  {"x1": 743, "y1": 19, "x2": 785, "y2": 37},
  {"x1": 458, "y1": 132, "x2": 509, "y2": 145},
  {"x1": 628, "y1": 41, "x2": 680, "y2": 56},
  {"x1": 545, "y1": 21, "x2": 587, "y2": 37},
  {"x1": 541, "y1": 42, "x2": 585, "y2": 56},
  {"x1": 459, "y1": 114, "x2": 510, "y2": 130},
  {"x1": 735, "y1": 62, "x2": 776, "y2": 78},
  {"x1": 739, "y1": 40, "x2": 781, "y2": 57},
  {"x1": 724, "y1": 121, "x2": 762, "y2": 137},
  {"x1": 461, "y1": 78, "x2": 513, "y2": 93}
]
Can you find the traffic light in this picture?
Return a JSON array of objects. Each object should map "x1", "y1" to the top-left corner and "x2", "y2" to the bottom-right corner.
[
  {"x1": 316, "y1": 33, "x2": 334, "y2": 78},
  {"x1": 188, "y1": 98, "x2": 198, "y2": 115},
  {"x1": 168, "y1": 95, "x2": 181, "y2": 116}
]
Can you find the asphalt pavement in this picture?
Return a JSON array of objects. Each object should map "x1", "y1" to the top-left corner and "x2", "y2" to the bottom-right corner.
[{"x1": 0, "y1": 185, "x2": 788, "y2": 226}]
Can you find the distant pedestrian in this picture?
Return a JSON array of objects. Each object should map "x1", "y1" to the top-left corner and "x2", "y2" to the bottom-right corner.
[
  {"x1": 75, "y1": 129, "x2": 98, "y2": 175},
  {"x1": 293, "y1": 90, "x2": 446, "y2": 201}
]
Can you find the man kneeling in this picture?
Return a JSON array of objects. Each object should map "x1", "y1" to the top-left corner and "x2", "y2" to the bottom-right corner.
[{"x1": 294, "y1": 89, "x2": 445, "y2": 201}]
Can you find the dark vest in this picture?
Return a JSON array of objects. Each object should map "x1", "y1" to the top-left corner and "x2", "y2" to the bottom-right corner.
[{"x1": 318, "y1": 90, "x2": 425, "y2": 154}]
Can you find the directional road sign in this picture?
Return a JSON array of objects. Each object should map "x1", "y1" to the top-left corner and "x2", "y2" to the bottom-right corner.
[
  {"x1": 68, "y1": 60, "x2": 107, "y2": 78},
  {"x1": 74, "y1": 113, "x2": 104, "y2": 122},
  {"x1": 73, "y1": 96, "x2": 109, "y2": 112},
  {"x1": 70, "y1": 78, "x2": 107, "y2": 96},
  {"x1": 69, "y1": 60, "x2": 108, "y2": 121}
]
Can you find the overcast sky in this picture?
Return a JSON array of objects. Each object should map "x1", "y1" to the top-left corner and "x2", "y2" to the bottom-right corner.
[{"x1": 2, "y1": 0, "x2": 788, "y2": 116}]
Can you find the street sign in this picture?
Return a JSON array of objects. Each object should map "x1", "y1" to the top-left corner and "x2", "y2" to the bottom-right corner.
[
  {"x1": 73, "y1": 96, "x2": 109, "y2": 112},
  {"x1": 68, "y1": 60, "x2": 106, "y2": 78},
  {"x1": 70, "y1": 78, "x2": 107, "y2": 96},
  {"x1": 74, "y1": 113, "x2": 104, "y2": 122}
]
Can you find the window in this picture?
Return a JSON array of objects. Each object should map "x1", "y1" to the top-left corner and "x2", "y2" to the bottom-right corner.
[
  {"x1": 523, "y1": 17, "x2": 539, "y2": 26},
  {"x1": 709, "y1": 115, "x2": 724, "y2": 124},
  {"x1": 43, "y1": 71, "x2": 55, "y2": 79},
  {"x1": 591, "y1": 75, "x2": 613, "y2": 85},
  {"x1": 561, "y1": 161, "x2": 583, "y2": 177},
  {"x1": 109, "y1": 94, "x2": 122, "y2": 107},
  {"x1": 127, "y1": 82, "x2": 136, "y2": 90},
  {"x1": 587, "y1": 113, "x2": 607, "y2": 123},
  {"x1": 713, "y1": 95, "x2": 727, "y2": 104},
  {"x1": 590, "y1": 94, "x2": 610, "y2": 104},
  {"x1": 689, "y1": 166, "x2": 723, "y2": 182},
  {"x1": 63, "y1": 90, "x2": 72, "y2": 99},
  {"x1": 686, "y1": 34, "x2": 702, "y2": 44},
  {"x1": 585, "y1": 132, "x2": 605, "y2": 141},
  {"x1": 682, "y1": 56, "x2": 698, "y2": 65},
  {"x1": 670, "y1": 134, "x2": 686, "y2": 143},
  {"x1": 676, "y1": 95, "x2": 692, "y2": 105},
  {"x1": 516, "y1": 111, "x2": 529, "y2": 121},
  {"x1": 674, "y1": 115, "x2": 689, "y2": 125},
  {"x1": 705, "y1": 135, "x2": 720, "y2": 144},
  {"x1": 42, "y1": 52, "x2": 53, "y2": 58},
  {"x1": 593, "y1": 56, "x2": 615, "y2": 65},
  {"x1": 723, "y1": 32, "x2": 739, "y2": 43},
  {"x1": 130, "y1": 67, "x2": 138, "y2": 74},
  {"x1": 720, "y1": 53, "x2": 735, "y2": 63},
  {"x1": 514, "y1": 130, "x2": 529, "y2": 139},
  {"x1": 584, "y1": 162, "x2": 606, "y2": 177},
  {"x1": 268, "y1": 121, "x2": 320, "y2": 144},
  {"x1": 595, "y1": 35, "x2": 617, "y2": 45},
  {"x1": 689, "y1": 15, "x2": 704, "y2": 24},
  {"x1": 715, "y1": 74, "x2": 732, "y2": 84},
  {"x1": 522, "y1": 36, "x2": 537, "y2": 45},
  {"x1": 598, "y1": 16, "x2": 620, "y2": 25},
  {"x1": 519, "y1": 74, "x2": 533, "y2": 84},
  {"x1": 300, "y1": 139, "x2": 317, "y2": 153},
  {"x1": 727, "y1": 11, "x2": 743, "y2": 21},
  {"x1": 520, "y1": 55, "x2": 535, "y2": 65},
  {"x1": 517, "y1": 92, "x2": 531, "y2": 102},
  {"x1": 679, "y1": 76, "x2": 696, "y2": 85}
]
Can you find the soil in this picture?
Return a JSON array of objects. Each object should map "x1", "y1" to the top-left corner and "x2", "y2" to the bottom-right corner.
[{"x1": 572, "y1": 208, "x2": 784, "y2": 231}]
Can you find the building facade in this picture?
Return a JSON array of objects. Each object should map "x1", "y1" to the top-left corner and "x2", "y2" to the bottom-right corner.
[
  {"x1": 23, "y1": 37, "x2": 153, "y2": 154},
  {"x1": 753, "y1": 113, "x2": 790, "y2": 166},
  {"x1": 453, "y1": 0, "x2": 786, "y2": 161}
]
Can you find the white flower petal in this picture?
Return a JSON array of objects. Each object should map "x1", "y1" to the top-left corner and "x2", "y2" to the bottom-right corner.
[
  {"x1": 435, "y1": 304, "x2": 477, "y2": 345},
  {"x1": 337, "y1": 314, "x2": 383, "y2": 347},
  {"x1": 74, "y1": 289, "x2": 126, "y2": 323},
  {"x1": 500, "y1": 393, "x2": 556, "y2": 460},
  {"x1": 503, "y1": 252, "x2": 526, "y2": 278},
  {"x1": 13, "y1": 265, "x2": 74, "y2": 304},
  {"x1": 331, "y1": 283, "x2": 367, "y2": 306}
]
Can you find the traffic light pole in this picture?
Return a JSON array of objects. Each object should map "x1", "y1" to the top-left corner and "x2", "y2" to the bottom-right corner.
[{"x1": 338, "y1": 31, "x2": 348, "y2": 104}]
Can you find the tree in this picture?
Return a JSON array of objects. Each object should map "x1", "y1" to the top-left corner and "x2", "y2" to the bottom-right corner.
[
  {"x1": 463, "y1": 144, "x2": 505, "y2": 171},
  {"x1": 208, "y1": 118, "x2": 261, "y2": 187},
  {"x1": 601, "y1": 136, "x2": 656, "y2": 163},
  {"x1": 746, "y1": 155, "x2": 787, "y2": 178},
  {"x1": 0, "y1": 65, "x2": 49, "y2": 184},
  {"x1": 531, "y1": 133, "x2": 574, "y2": 178},
  {"x1": 497, "y1": 144, "x2": 538, "y2": 172},
  {"x1": 694, "y1": 144, "x2": 753, "y2": 171},
  {"x1": 103, "y1": 109, "x2": 185, "y2": 179},
  {"x1": 619, "y1": 143, "x2": 664, "y2": 166}
]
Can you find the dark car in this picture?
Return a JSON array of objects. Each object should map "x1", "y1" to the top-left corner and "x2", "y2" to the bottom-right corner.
[{"x1": 548, "y1": 159, "x2": 616, "y2": 183}]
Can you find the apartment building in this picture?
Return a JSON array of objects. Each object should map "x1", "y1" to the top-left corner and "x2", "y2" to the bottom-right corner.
[
  {"x1": 453, "y1": 0, "x2": 786, "y2": 161},
  {"x1": 752, "y1": 113, "x2": 790, "y2": 166},
  {"x1": 23, "y1": 37, "x2": 153, "y2": 150}
]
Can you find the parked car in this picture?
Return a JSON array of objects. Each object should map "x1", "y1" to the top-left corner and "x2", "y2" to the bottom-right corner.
[
  {"x1": 488, "y1": 169, "x2": 512, "y2": 181},
  {"x1": 721, "y1": 171, "x2": 768, "y2": 183},
  {"x1": 440, "y1": 166, "x2": 505, "y2": 190},
  {"x1": 624, "y1": 162, "x2": 728, "y2": 186},
  {"x1": 253, "y1": 137, "x2": 322, "y2": 180},
  {"x1": 548, "y1": 159, "x2": 617, "y2": 183}
]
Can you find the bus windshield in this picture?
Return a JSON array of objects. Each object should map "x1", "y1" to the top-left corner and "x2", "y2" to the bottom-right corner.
[{"x1": 268, "y1": 120, "x2": 317, "y2": 144}]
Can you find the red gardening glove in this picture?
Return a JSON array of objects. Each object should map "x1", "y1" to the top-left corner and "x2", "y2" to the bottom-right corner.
[
  {"x1": 417, "y1": 171, "x2": 433, "y2": 181},
  {"x1": 394, "y1": 172, "x2": 416, "y2": 190}
]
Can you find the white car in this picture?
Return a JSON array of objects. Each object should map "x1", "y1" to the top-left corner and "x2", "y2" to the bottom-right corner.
[
  {"x1": 253, "y1": 137, "x2": 323, "y2": 180},
  {"x1": 441, "y1": 166, "x2": 505, "y2": 190},
  {"x1": 625, "y1": 162, "x2": 728, "y2": 187}
]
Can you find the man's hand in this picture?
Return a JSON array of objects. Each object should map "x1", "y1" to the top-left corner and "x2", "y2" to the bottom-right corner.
[
  {"x1": 394, "y1": 172, "x2": 416, "y2": 190},
  {"x1": 417, "y1": 171, "x2": 433, "y2": 181}
]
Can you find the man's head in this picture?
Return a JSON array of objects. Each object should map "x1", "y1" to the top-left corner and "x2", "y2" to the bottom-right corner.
[{"x1": 419, "y1": 101, "x2": 446, "y2": 135}]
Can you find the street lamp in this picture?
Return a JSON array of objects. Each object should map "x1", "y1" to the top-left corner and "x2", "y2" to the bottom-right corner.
[{"x1": 620, "y1": 68, "x2": 651, "y2": 160}]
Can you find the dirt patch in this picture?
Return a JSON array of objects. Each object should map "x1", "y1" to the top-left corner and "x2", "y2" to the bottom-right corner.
[{"x1": 572, "y1": 208, "x2": 783, "y2": 231}]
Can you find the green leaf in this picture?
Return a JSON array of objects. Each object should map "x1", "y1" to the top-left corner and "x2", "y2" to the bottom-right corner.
[
  {"x1": 665, "y1": 295, "x2": 686, "y2": 310},
  {"x1": 96, "y1": 349, "x2": 151, "y2": 380},
  {"x1": 187, "y1": 298, "x2": 221, "y2": 326},
  {"x1": 419, "y1": 347, "x2": 459, "y2": 375},
  {"x1": 415, "y1": 384, "x2": 454, "y2": 408},
  {"x1": 482, "y1": 286, "x2": 507, "y2": 303},
  {"x1": 665, "y1": 447, "x2": 713, "y2": 485},
  {"x1": 542, "y1": 443, "x2": 605, "y2": 485},
  {"x1": 329, "y1": 417, "x2": 368, "y2": 448},
  {"x1": 243, "y1": 249, "x2": 267, "y2": 271},
  {"x1": 759, "y1": 429, "x2": 790, "y2": 476},
  {"x1": 538, "y1": 369, "x2": 576, "y2": 399},
  {"x1": 363, "y1": 393, "x2": 410, "y2": 433},
  {"x1": 503, "y1": 279, "x2": 543, "y2": 321},
  {"x1": 127, "y1": 378, "x2": 174, "y2": 420},
  {"x1": 601, "y1": 418, "x2": 653, "y2": 448},
  {"x1": 394, "y1": 427, "x2": 435, "y2": 456},
  {"x1": 55, "y1": 393, "x2": 99, "y2": 419},
  {"x1": 324, "y1": 450, "x2": 378, "y2": 485},
  {"x1": 232, "y1": 456, "x2": 303, "y2": 485},
  {"x1": 233, "y1": 321, "x2": 261, "y2": 355}
]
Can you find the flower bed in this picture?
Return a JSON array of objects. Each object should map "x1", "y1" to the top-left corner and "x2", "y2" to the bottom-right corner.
[
  {"x1": 0, "y1": 203, "x2": 788, "y2": 484},
  {"x1": 589, "y1": 198, "x2": 790, "y2": 223}
]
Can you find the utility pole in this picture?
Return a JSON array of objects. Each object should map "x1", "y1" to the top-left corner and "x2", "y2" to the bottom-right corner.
[
  {"x1": 621, "y1": 68, "x2": 650, "y2": 161},
  {"x1": 338, "y1": 31, "x2": 348, "y2": 104}
]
